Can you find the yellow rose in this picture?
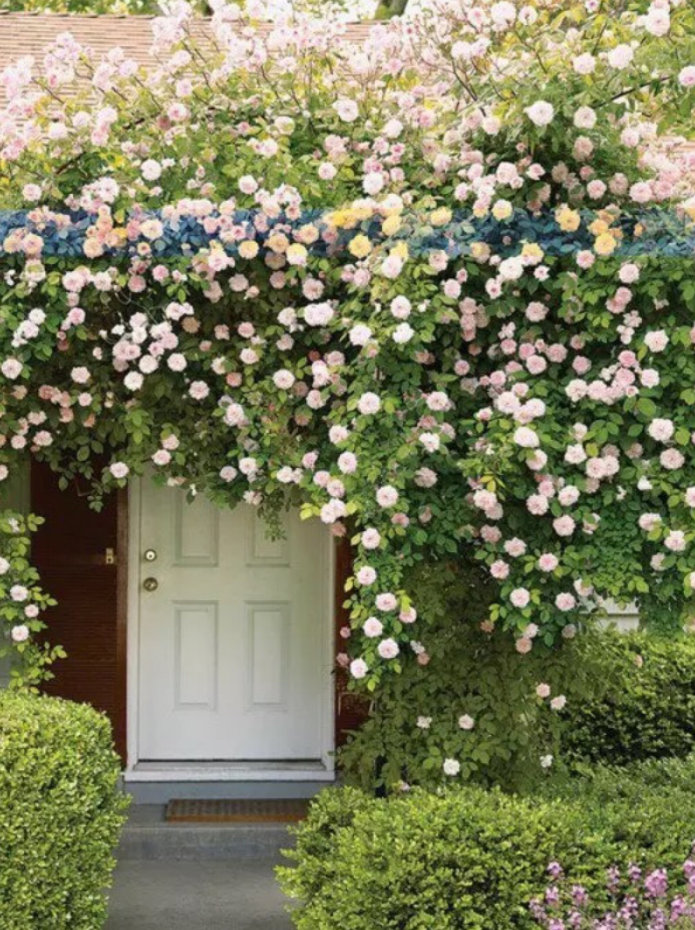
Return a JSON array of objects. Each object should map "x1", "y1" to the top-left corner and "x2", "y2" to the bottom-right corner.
[
  {"x1": 521, "y1": 242, "x2": 544, "y2": 264},
  {"x1": 597, "y1": 208, "x2": 619, "y2": 224},
  {"x1": 238, "y1": 240, "x2": 259, "y2": 259},
  {"x1": 267, "y1": 232, "x2": 289, "y2": 253},
  {"x1": 430, "y1": 207, "x2": 452, "y2": 227},
  {"x1": 473, "y1": 203, "x2": 490, "y2": 219},
  {"x1": 594, "y1": 232, "x2": 617, "y2": 256},
  {"x1": 340, "y1": 209, "x2": 359, "y2": 229},
  {"x1": 492, "y1": 199, "x2": 513, "y2": 221},
  {"x1": 382, "y1": 214, "x2": 402, "y2": 237},
  {"x1": 325, "y1": 210, "x2": 347, "y2": 228},
  {"x1": 353, "y1": 202, "x2": 374, "y2": 222},
  {"x1": 470, "y1": 242, "x2": 491, "y2": 262},
  {"x1": 588, "y1": 218, "x2": 609, "y2": 236},
  {"x1": 392, "y1": 241, "x2": 409, "y2": 260},
  {"x1": 555, "y1": 206, "x2": 581, "y2": 232},
  {"x1": 348, "y1": 234, "x2": 372, "y2": 259},
  {"x1": 286, "y1": 243, "x2": 308, "y2": 265},
  {"x1": 107, "y1": 228, "x2": 128, "y2": 248}
]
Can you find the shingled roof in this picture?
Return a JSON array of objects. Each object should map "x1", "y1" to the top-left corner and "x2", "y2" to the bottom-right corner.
[
  {"x1": 1, "y1": 11, "x2": 692, "y2": 158},
  {"x1": 0, "y1": 11, "x2": 373, "y2": 76}
]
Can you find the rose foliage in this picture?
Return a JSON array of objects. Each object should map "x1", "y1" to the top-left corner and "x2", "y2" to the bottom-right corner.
[{"x1": 1, "y1": 0, "x2": 695, "y2": 769}]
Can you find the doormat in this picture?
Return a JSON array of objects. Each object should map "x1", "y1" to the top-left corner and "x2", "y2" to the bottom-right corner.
[{"x1": 165, "y1": 798, "x2": 310, "y2": 823}]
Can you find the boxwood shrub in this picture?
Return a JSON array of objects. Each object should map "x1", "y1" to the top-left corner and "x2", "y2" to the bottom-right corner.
[
  {"x1": 562, "y1": 631, "x2": 695, "y2": 766},
  {"x1": 278, "y1": 757, "x2": 695, "y2": 930},
  {"x1": 0, "y1": 691, "x2": 129, "y2": 930}
]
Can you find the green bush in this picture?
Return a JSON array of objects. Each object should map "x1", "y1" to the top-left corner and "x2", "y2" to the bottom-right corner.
[
  {"x1": 278, "y1": 757, "x2": 695, "y2": 930},
  {"x1": 0, "y1": 691, "x2": 129, "y2": 930},
  {"x1": 562, "y1": 631, "x2": 695, "y2": 766},
  {"x1": 338, "y1": 562, "x2": 612, "y2": 794},
  {"x1": 594, "y1": 752, "x2": 695, "y2": 792},
  {"x1": 339, "y1": 611, "x2": 695, "y2": 792},
  {"x1": 543, "y1": 754, "x2": 695, "y2": 868}
]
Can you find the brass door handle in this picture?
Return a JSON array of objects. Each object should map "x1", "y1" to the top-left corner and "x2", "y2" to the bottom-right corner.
[{"x1": 143, "y1": 577, "x2": 159, "y2": 592}]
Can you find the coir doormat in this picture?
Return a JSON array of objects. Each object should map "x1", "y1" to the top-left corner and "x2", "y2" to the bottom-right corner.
[{"x1": 165, "y1": 798, "x2": 310, "y2": 823}]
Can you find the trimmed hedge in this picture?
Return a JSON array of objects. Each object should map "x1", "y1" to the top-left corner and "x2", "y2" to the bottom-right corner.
[
  {"x1": 0, "y1": 691, "x2": 129, "y2": 930},
  {"x1": 562, "y1": 631, "x2": 695, "y2": 766},
  {"x1": 278, "y1": 756, "x2": 695, "y2": 930}
]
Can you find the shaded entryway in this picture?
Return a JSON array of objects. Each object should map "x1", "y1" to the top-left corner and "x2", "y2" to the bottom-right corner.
[{"x1": 30, "y1": 458, "x2": 368, "y2": 783}]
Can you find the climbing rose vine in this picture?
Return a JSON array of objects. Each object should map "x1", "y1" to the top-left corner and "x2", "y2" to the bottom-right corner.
[{"x1": 0, "y1": 0, "x2": 695, "y2": 700}]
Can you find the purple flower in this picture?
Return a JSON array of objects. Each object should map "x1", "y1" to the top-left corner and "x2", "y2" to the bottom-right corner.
[
  {"x1": 606, "y1": 866, "x2": 621, "y2": 892},
  {"x1": 644, "y1": 868, "x2": 668, "y2": 899},
  {"x1": 669, "y1": 895, "x2": 687, "y2": 919},
  {"x1": 545, "y1": 885, "x2": 560, "y2": 906},
  {"x1": 571, "y1": 885, "x2": 588, "y2": 907},
  {"x1": 533, "y1": 856, "x2": 695, "y2": 930},
  {"x1": 646, "y1": 906, "x2": 666, "y2": 930}
]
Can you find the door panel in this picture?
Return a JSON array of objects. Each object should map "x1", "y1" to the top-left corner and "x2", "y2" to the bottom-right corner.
[
  {"x1": 137, "y1": 483, "x2": 330, "y2": 761},
  {"x1": 31, "y1": 462, "x2": 127, "y2": 763}
]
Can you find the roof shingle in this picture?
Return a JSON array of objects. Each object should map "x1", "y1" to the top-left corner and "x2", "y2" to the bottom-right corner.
[{"x1": 0, "y1": 12, "x2": 373, "y2": 80}]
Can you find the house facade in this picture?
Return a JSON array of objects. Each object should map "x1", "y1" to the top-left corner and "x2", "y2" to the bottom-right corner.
[
  {"x1": 0, "y1": 12, "x2": 639, "y2": 802},
  {"x1": 0, "y1": 12, "x2": 375, "y2": 802}
]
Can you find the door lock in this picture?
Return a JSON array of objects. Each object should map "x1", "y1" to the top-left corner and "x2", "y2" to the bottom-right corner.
[
  {"x1": 143, "y1": 549, "x2": 157, "y2": 562},
  {"x1": 143, "y1": 577, "x2": 159, "y2": 592}
]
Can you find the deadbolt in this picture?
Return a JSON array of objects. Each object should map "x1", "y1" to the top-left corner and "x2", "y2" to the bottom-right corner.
[
  {"x1": 143, "y1": 577, "x2": 159, "y2": 592},
  {"x1": 143, "y1": 549, "x2": 157, "y2": 562}
]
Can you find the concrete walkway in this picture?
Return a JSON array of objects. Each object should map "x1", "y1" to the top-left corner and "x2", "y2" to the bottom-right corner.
[{"x1": 106, "y1": 859, "x2": 293, "y2": 930}]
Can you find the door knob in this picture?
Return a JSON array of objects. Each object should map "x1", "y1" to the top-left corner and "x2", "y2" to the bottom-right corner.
[{"x1": 143, "y1": 577, "x2": 159, "y2": 592}]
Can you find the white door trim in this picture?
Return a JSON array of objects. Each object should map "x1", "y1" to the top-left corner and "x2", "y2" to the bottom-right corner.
[{"x1": 124, "y1": 478, "x2": 336, "y2": 782}]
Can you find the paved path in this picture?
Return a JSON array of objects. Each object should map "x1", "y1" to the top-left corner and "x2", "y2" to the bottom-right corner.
[{"x1": 106, "y1": 859, "x2": 293, "y2": 930}]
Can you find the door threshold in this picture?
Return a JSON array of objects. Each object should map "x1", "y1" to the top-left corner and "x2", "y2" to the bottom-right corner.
[{"x1": 124, "y1": 759, "x2": 334, "y2": 782}]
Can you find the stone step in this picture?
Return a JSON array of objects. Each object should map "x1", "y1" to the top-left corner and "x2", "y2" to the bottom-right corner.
[{"x1": 118, "y1": 805, "x2": 296, "y2": 861}]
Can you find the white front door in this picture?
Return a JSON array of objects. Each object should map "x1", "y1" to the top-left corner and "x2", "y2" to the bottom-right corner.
[{"x1": 136, "y1": 482, "x2": 332, "y2": 761}]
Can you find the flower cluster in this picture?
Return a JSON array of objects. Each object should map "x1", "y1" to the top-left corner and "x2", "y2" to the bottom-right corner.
[
  {"x1": 0, "y1": 512, "x2": 61, "y2": 686},
  {"x1": 0, "y1": 0, "x2": 694, "y2": 724},
  {"x1": 531, "y1": 855, "x2": 695, "y2": 929}
]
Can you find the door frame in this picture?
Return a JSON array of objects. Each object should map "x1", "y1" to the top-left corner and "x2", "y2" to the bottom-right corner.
[{"x1": 124, "y1": 478, "x2": 337, "y2": 782}]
